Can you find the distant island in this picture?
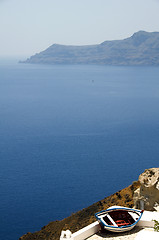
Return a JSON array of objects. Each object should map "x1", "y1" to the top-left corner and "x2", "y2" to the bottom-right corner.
[{"x1": 22, "y1": 31, "x2": 159, "y2": 66}]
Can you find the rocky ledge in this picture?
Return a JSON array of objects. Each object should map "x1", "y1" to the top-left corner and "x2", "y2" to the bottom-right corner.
[{"x1": 134, "y1": 168, "x2": 159, "y2": 211}]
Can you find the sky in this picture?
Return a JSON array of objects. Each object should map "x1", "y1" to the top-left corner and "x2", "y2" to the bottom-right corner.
[{"x1": 0, "y1": 0, "x2": 159, "y2": 58}]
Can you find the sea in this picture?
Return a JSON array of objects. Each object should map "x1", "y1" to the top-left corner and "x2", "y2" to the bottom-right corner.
[{"x1": 0, "y1": 59, "x2": 159, "y2": 240}]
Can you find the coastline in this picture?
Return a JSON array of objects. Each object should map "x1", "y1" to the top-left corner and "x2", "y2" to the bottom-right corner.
[{"x1": 19, "y1": 181, "x2": 140, "y2": 240}]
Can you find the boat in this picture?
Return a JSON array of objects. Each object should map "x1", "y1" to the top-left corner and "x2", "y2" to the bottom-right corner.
[{"x1": 95, "y1": 206, "x2": 144, "y2": 233}]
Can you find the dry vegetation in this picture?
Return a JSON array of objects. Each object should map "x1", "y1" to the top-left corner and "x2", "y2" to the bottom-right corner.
[{"x1": 19, "y1": 181, "x2": 140, "y2": 240}]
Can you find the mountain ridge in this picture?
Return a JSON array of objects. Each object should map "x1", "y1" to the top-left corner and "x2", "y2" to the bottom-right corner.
[{"x1": 22, "y1": 31, "x2": 159, "y2": 66}]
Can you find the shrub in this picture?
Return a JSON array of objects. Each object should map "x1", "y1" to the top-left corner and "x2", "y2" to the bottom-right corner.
[{"x1": 153, "y1": 220, "x2": 159, "y2": 232}]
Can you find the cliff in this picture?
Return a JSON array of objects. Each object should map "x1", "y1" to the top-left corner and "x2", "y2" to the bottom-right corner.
[
  {"x1": 134, "y1": 168, "x2": 159, "y2": 211},
  {"x1": 19, "y1": 168, "x2": 159, "y2": 240},
  {"x1": 19, "y1": 181, "x2": 140, "y2": 240},
  {"x1": 22, "y1": 31, "x2": 159, "y2": 66}
]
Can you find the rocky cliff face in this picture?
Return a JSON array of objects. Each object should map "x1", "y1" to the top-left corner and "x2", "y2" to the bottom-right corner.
[
  {"x1": 134, "y1": 168, "x2": 159, "y2": 211},
  {"x1": 19, "y1": 181, "x2": 140, "y2": 240},
  {"x1": 19, "y1": 168, "x2": 159, "y2": 240}
]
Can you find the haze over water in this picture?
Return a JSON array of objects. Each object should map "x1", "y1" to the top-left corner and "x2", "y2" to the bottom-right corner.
[{"x1": 0, "y1": 61, "x2": 159, "y2": 240}]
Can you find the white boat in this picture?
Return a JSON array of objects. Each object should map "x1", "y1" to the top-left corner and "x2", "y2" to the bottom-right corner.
[{"x1": 95, "y1": 206, "x2": 144, "y2": 233}]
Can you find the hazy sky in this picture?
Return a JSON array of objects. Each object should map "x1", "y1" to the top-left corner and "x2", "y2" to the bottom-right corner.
[{"x1": 1, "y1": 0, "x2": 159, "y2": 57}]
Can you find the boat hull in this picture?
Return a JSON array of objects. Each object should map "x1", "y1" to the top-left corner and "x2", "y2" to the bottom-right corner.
[
  {"x1": 102, "y1": 224, "x2": 135, "y2": 232},
  {"x1": 95, "y1": 206, "x2": 144, "y2": 233}
]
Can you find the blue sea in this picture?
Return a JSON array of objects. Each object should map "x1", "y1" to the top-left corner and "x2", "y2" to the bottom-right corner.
[{"x1": 0, "y1": 59, "x2": 159, "y2": 240}]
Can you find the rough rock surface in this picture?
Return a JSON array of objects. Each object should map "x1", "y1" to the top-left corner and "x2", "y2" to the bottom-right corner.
[{"x1": 134, "y1": 168, "x2": 159, "y2": 211}]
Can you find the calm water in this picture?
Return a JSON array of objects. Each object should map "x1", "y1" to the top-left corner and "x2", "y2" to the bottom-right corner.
[{"x1": 0, "y1": 60, "x2": 159, "y2": 240}]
